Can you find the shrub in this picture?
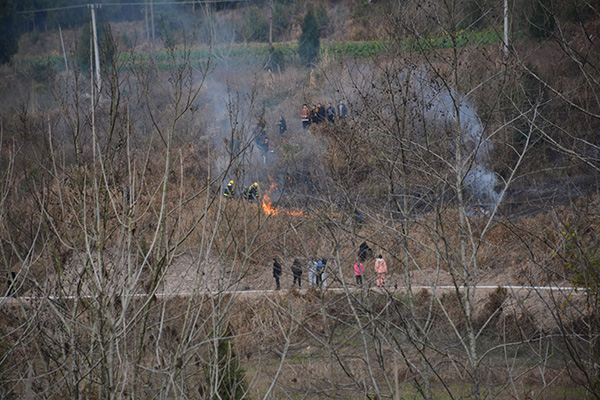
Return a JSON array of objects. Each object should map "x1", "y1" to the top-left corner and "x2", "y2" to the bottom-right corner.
[
  {"x1": 476, "y1": 286, "x2": 508, "y2": 332},
  {"x1": 27, "y1": 59, "x2": 55, "y2": 84},
  {"x1": 238, "y1": 6, "x2": 269, "y2": 42},
  {"x1": 212, "y1": 325, "x2": 248, "y2": 400},
  {"x1": 265, "y1": 47, "x2": 286, "y2": 71}
]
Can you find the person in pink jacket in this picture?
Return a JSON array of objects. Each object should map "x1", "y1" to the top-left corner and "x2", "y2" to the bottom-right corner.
[
  {"x1": 354, "y1": 262, "x2": 364, "y2": 285},
  {"x1": 374, "y1": 255, "x2": 387, "y2": 287}
]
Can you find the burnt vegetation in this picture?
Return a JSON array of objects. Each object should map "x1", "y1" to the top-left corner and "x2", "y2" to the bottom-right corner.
[{"x1": 0, "y1": 0, "x2": 599, "y2": 399}]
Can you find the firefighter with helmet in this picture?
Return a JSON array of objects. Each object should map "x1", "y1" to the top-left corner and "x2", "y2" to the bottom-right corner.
[
  {"x1": 245, "y1": 182, "x2": 259, "y2": 201},
  {"x1": 223, "y1": 180, "x2": 234, "y2": 198}
]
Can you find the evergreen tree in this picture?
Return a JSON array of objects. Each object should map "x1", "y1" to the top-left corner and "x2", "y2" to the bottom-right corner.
[
  {"x1": 298, "y1": 10, "x2": 320, "y2": 67},
  {"x1": 76, "y1": 20, "x2": 115, "y2": 75},
  {"x1": 0, "y1": 0, "x2": 20, "y2": 64},
  {"x1": 212, "y1": 325, "x2": 247, "y2": 400}
]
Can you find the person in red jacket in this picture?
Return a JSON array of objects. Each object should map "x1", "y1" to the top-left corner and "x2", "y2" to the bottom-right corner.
[
  {"x1": 301, "y1": 104, "x2": 311, "y2": 131},
  {"x1": 354, "y1": 261, "x2": 364, "y2": 285},
  {"x1": 374, "y1": 255, "x2": 387, "y2": 287}
]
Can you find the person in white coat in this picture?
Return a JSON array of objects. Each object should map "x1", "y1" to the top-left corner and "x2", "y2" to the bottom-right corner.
[{"x1": 308, "y1": 259, "x2": 318, "y2": 287}]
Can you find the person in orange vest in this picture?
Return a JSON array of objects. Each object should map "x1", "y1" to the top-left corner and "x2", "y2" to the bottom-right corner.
[{"x1": 374, "y1": 254, "x2": 388, "y2": 287}]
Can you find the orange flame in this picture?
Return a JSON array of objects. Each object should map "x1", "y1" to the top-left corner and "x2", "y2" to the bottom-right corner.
[
  {"x1": 262, "y1": 180, "x2": 306, "y2": 216},
  {"x1": 262, "y1": 181, "x2": 279, "y2": 215}
]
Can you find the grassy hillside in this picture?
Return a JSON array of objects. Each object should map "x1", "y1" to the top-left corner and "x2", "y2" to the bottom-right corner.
[{"x1": 0, "y1": 0, "x2": 599, "y2": 399}]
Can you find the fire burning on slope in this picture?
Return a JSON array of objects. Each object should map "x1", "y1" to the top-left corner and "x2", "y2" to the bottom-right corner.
[{"x1": 261, "y1": 180, "x2": 306, "y2": 216}]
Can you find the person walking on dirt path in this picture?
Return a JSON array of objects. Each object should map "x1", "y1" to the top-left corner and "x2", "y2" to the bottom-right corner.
[
  {"x1": 292, "y1": 259, "x2": 303, "y2": 288},
  {"x1": 374, "y1": 255, "x2": 387, "y2": 287},
  {"x1": 316, "y1": 259, "x2": 324, "y2": 287},
  {"x1": 354, "y1": 261, "x2": 364, "y2": 285},
  {"x1": 273, "y1": 258, "x2": 282, "y2": 290}
]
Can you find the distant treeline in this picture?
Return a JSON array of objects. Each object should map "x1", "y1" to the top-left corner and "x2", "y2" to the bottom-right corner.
[
  {"x1": 16, "y1": 0, "x2": 248, "y2": 32},
  {"x1": 1, "y1": 0, "x2": 254, "y2": 63}
]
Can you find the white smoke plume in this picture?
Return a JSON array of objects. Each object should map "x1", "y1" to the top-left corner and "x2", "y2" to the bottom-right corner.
[{"x1": 415, "y1": 72, "x2": 500, "y2": 209}]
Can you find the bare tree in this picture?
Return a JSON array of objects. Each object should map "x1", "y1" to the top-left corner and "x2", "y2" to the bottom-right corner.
[
  {"x1": 292, "y1": 1, "x2": 599, "y2": 399},
  {"x1": 0, "y1": 21, "x2": 301, "y2": 400}
]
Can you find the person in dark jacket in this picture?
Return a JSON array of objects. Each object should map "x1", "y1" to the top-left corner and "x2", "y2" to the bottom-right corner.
[
  {"x1": 310, "y1": 105, "x2": 318, "y2": 124},
  {"x1": 358, "y1": 241, "x2": 372, "y2": 262},
  {"x1": 273, "y1": 258, "x2": 282, "y2": 290},
  {"x1": 291, "y1": 259, "x2": 302, "y2": 287},
  {"x1": 317, "y1": 103, "x2": 326, "y2": 124},
  {"x1": 326, "y1": 102, "x2": 336, "y2": 123},
  {"x1": 277, "y1": 115, "x2": 287, "y2": 135},
  {"x1": 253, "y1": 118, "x2": 266, "y2": 136},
  {"x1": 255, "y1": 133, "x2": 269, "y2": 163}
]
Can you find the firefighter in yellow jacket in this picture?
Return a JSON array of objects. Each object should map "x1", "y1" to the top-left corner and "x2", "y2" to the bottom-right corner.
[
  {"x1": 223, "y1": 180, "x2": 235, "y2": 198},
  {"x1": 244, "y1": 182, "x2": 259, "y2": 201}
]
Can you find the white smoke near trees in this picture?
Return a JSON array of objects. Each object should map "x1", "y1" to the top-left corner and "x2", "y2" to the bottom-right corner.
[
  {"x1": 195, "y1": 61, "x2": 500, "y2": 211},
  {"x1": 414, "y1": 71, "x2": 500, "y2": 209},
  {"x1": 195, "y1": 75, "x2": 274, "y2": 193}
]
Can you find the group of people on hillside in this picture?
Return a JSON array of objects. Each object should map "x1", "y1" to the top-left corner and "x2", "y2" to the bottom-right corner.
[
  {"x1": 301, "y1": 100, "x2": 347, "y2": 131},
  {"x1": 270, "y1": 246, "x2": 388, "y2": 291},
  {"x1": 221, "y1": 99, "x2": 348, "y2": 200},
  {"x1": 224, "y1": 99, "x2": 345, "y2": 174},
  {"x1": 226, "y1": 99, "x2": 347, "y2": 165}
]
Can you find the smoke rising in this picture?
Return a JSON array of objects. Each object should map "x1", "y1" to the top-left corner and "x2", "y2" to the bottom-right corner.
[{"x1": 416, "y1": 72, "x2": 500, "y2": 209}]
